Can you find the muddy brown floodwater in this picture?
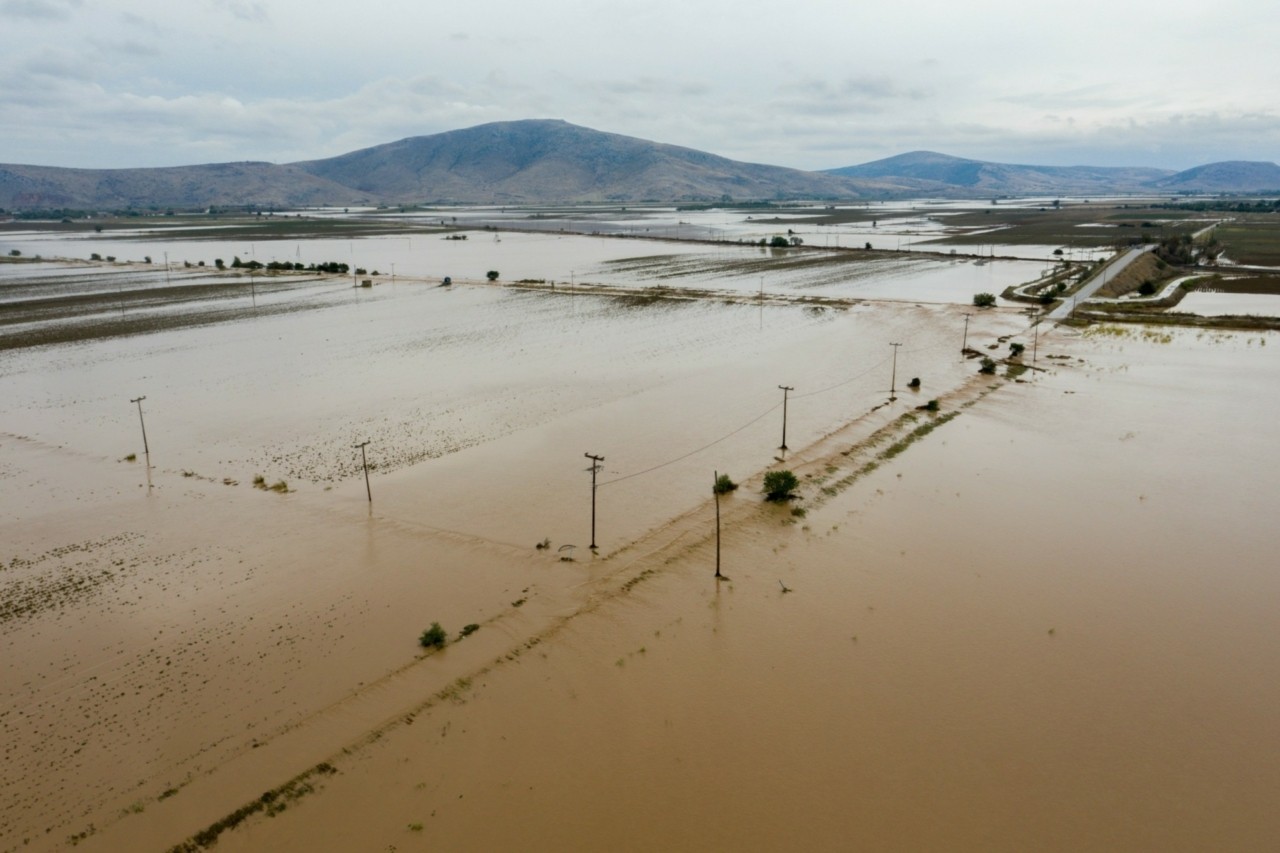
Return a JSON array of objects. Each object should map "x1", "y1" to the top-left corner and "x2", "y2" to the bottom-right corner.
[{"x1": 2, "y1": 248, "x2": 1277, "y2": 851}]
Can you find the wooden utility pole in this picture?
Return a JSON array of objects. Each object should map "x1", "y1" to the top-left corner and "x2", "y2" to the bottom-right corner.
[
  {"x1": 889, "y1": 342, "x2": 902, "y2": 399},
  {"x1": 962, "y1": 314, "x2": 972, "y2": 353},
  {"x1": 585, "y1": 452, "x2": 604, "y2": 550},
  {"x1": 131, "y1": 395, "x2": 151, "y2": 489},
  {"x1": 777, "y1": 385, "x2": 794, "y2": 450},
  {"x1": 714, "y1": 470, "x2": 723, "y2": 579},
  {"x1": 130, "y1": 396, "x2": 150, "y2": 456},
  {"x1": 354, "y1": 441, "x2": 372, "y2": 502}
]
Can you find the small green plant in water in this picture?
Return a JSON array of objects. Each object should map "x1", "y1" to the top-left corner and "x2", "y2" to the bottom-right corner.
[
  {"x1": 763, "y1": 470, "x2": 799, "y2": 502},
  {"x1": 458, "y1": 623, "x2": 479, "y2": 640},
  {"x1": 419, "y1": 622, "x2": 447, "y2": 649},
  {"x1": 713, "y1": 473, "x2": 738, "y2": 494},
  {"x1": 979, "y1": 357, "x2": 997, "y2": 375}
]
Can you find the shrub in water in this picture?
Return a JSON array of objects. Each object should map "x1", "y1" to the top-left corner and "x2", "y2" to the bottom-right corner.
[
  {"x1": 713, "y1": 473, "x2": 738, "y2": 494},
  {"x1": 420, "y1": 623, "x2": 447, "y2": 649},
  {"x1": 763, "y1": 470, "x2": 799, "y2": 502}
]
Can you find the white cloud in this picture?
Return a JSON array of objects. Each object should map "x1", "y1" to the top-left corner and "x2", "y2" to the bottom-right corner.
[{"x1": 0, "y1": 0, "x2": 1277, "y2": 171}]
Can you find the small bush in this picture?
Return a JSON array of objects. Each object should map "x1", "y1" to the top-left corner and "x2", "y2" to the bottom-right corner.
[
  {"x1": 973, "y1": 292, "x2": 997, "y2": 308},
  {"x1": 458, "y1": 623, "x2": 479, "y2": 640},
  {"x1": 1138, "y1": 281, "x2": 1156, "y2": 296},
  {"x1": 924, "y1": 399, "x2": 940, "y2": 412},
  {"x1": 763, "y1": 470, "x2": 799, "y2": 502},
  {"x1": 713, "y1": 473, "x2": 738, "y2": 494},
  {"x1": 979, "y1": 357, "x2": 997, "y2": 374},
  {"x1": 907, "y1": 377, "x2": 920, "y2": 389},
  {"x1": 419, "y1": 623, "x2": 447, "y2": 649},
  {"x1": 1009, "y1": 342, "x2": 1025, "y2": 357},
  {"x1": 486, "y1": 270, "x2": 500, "y2": 281},
  {"x1": 8, "y1": 249, "x2": 20, "y2": 257}
]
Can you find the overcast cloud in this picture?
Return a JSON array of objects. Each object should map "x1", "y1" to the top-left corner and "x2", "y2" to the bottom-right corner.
[{"x1": 1, "y1": 0, "x2": 1277, "y2": 171}]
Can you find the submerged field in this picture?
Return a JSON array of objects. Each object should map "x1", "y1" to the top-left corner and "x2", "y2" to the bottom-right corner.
[{"x1": 2, "y1": 217, "x2": 1277, "y2": 851}]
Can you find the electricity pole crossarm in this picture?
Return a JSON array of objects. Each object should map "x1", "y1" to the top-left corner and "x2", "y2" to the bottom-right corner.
[{"x1": 585, "y1": 453, "x2": 604, "y2": 550}]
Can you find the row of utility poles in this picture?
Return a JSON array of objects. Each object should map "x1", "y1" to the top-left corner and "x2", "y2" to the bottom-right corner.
[{"x1": 124, "y1": 312, "x2": 1047, "y2": 564}]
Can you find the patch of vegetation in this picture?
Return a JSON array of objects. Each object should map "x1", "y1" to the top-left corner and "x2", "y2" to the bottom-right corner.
[
  {"x1": 457, "y1": 623, "x2": 479, "y2": 640},
  {"x1": 763, "y1": 470, "x2": 799, "y2": 502},
  {"x1": 713, "y1": 473, "x2": 738, "y2": 494},
  {"x1": 486, "y1": 270, "x2": 500, "y2": 281},
  {"x1": 979, "y1": 357, "x2": 997, "y2": 374},
  {"x1": 973, "y1": 292, "x2": 997, "y2": 308},
  {"x1": 1009, "y1": 342, "x2": 1025, "y2": 357},
  {"x1": 168, "y1": 762, "x2": 337, "y2": 851},
  {"x1": 419, "y1": 622, "x2": 447, "y2": 649}
]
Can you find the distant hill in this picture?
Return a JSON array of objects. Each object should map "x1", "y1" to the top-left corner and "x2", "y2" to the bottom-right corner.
[
  {"x1": 2, "y1": 122, "x2": 1278, "y2": 211},
  {"x1": 293, "y1": 119, "x2": 876, "y2": 204},
  {"x1": 826, "y1": 151, "x2": 1174, "y2": 196},
  {"x1": 1151, "y1": 161, "x2": 1280, "y2": 193},
  {"x1": 0, "y1": 161, "x2": 366, "y2": 210}
]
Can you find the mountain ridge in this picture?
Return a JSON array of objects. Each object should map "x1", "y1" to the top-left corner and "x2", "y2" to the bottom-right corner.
[{"x1": 1, "y1": 120, "x2": 1275, "y2": 210}]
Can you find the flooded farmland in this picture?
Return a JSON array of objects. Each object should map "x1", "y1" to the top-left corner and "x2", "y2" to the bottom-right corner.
[{"x1": 2, "y1": 216, "x2": 1277, "y2": 851}]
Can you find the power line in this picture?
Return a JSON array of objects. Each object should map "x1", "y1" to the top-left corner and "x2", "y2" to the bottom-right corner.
[{"x1": 598, "y1": 400, "x2": 780, "y2": 488}]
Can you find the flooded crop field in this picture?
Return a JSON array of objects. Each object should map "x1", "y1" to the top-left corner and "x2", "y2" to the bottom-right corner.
[{"x1": 2, "y1": 210, "x2": 1277, "y2": 851}]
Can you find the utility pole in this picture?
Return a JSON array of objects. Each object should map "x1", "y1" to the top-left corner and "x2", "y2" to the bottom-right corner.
[
  {"x1": 585, "y1": 453, "x2": 604, "y2": 550},
  {"x1": 130, "y1": 396, "x2": 150, "y2": 456},
  {"x1": 163, "y1": 251, "x2": 171, "y2": 287},
  {"x1": 1033, "y1": 319, "x2": 1040, "y2": 364},
  {"x1": 777, "y1": 385, "x2": 794, "y2": 450},
  {"x1": 354, "y1": 440, "x2": 372, "y2": 502},
  {"x1": 714, "y1": 470, "x2": 723, "y2": 580},
  {"x1": 131, "y1": 395, "x2": 151, "y2": 488},
  {"x1": 889, "y1": 342, "x2": 902, "y2": 400},
  {"x1": 961, "y1": 314, "x2": 972, "y2": 354}
]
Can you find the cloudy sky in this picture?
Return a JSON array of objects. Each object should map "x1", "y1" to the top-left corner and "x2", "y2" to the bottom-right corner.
[{"x1": 3, "y1": 0, "x2": 1277, "y2": 172}]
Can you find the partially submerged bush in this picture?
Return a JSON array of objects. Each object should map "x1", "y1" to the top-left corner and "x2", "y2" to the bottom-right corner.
[
  {"x1": 973, "y1": 292, "x2": 997, "y2": 308},
  {"x1": 713, "y1": 473, "x2": 738, "y2": 494},
  {"x1": 763, "y1": 470, "x2": 799, "y2": 502},
  {"x1": 1009, "y1": 342, "x2": 1026, "y2": 357},
  {"x1": 419, "y1": 623, "x2": 447, "y2": 649},
  {"x1": 979, "y1": 357, "x2": 997, "y2": 374}
]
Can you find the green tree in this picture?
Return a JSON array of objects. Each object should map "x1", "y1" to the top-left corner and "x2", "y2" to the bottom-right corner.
[
  {"x1": 973, "y1": 292, "x2": 997, "y2": 308},
  {"x1": 486, "y1": 270, "x2": 500, "y2": 281}
]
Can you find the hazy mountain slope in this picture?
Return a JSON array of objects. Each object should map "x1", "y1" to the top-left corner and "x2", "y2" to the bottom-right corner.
[
  {"x1": 1151, "y1": 161, "x2": 1280, "y2": 193},
  {"x1": 293, "y1": 119, "x2": 878, "y2": 203},
  {"x1": 0, "y1": 162, "x2": 369, "y2": 209},
  {"x1": 827, "y1": 151, "x2": 1174, "y2": 195}
]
